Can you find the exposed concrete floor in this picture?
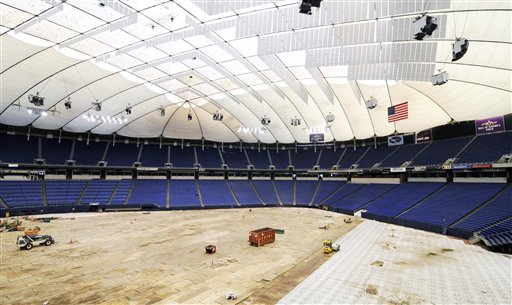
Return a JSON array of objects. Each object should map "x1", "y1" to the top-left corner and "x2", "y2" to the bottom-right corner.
[{"x1": 0, "y1": 208, "x2": 360, "y2": 305}]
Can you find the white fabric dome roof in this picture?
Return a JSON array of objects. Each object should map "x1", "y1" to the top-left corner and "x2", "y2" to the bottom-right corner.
[{"x1": 0, "y1": 0, "x2": 510, "y2": 143}]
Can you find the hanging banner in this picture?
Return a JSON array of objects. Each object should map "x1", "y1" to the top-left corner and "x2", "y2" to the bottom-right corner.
[
  {"x1": 475, "y1": 116, "x2": 505, "y2": 135},
  {"x1": 387, "y1": 134, "x2": 404, "y2": 146},
  {"x1": 416, "y1": 129, "x2": 432, "y2": 143}
]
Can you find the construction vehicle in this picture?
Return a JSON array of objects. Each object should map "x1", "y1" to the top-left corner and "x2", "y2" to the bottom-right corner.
[
  {"x1": 1, "y1": 218, "x2": 23, "y2": 232},
  {"x1": 323, "y1": 239, "x2": 340, "y2": 254},
  {"x1": 17, "y1": 235, "x2": 55, "y2": 250}
]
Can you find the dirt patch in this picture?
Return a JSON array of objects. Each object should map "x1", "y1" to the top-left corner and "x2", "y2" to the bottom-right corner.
[
  {"x1": 441, "y1": 248, "x2": 454, "y2": 253},
  {"x1": 365, "y1": 284, "x2": 378, "y2": 295},
  {"x1": 370, "y1": 260, "x2": 384, "y2": 267},
  {"x1": 393, "y1": 261, "x2": 407, "y2": 265},
  {"x1": 427, "y1": 252, "x2": 438, "y2": 256}
]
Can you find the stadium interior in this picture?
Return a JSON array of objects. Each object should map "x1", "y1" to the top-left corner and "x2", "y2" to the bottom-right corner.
[{"x1": 0, "y1": 0, "x2": 511, "y2": 304}]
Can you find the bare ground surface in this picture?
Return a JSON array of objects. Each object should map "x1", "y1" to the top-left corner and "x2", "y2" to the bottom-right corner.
[{"x1": 0, "y1": 208, "x2": 361, "y2": 305}]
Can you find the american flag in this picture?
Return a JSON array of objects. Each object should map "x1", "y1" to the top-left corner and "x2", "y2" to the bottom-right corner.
[{"x1": 388, "y1": 102, "x2": 408, "y2": 122}]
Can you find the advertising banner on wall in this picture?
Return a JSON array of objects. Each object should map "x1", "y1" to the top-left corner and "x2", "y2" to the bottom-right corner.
[
  {"x1": 475, "y1": 116, "x2": 505, "y2": 135},
  {"x1": 387, "y1": 134, "x2": 404, "y2": 146},
  {"x1": 416, "y1": 129, "x2": 432, "y2": 143}
]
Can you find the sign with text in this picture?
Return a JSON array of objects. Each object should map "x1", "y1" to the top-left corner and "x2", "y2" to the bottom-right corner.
[
  {"x1": 390, "y1": 167, "x2": 406, "y2": 173},
  {"x1": 309, "y1": 133, "x2": 324, "y2": 142},
  {"x1": 475, "y1": 116, "x2": 505, "y2": 135},
  {"x1": 416, "y1": 129, "x2": 432, "y2": 143}
]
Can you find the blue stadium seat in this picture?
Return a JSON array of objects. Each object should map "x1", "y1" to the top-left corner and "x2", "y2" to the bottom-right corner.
[
  {"x1": 0, "y1": 133, "x2": 38, "y2": 164},
  {"x1": 456, "y1": 132, "x2": 512, "y2": 164},
  {"x1": 139, "y1": 144, "x2": 168, "y2": 167},
  {"x1": 196, "y1": 147, "x2": 222, "y2": 168},
  {"x1": 274, "y1": 180, "x2": 294, "y2": 205},
  {"x1": 41, "y1": 137, "x2": 72, "y2": 165},
  {"x1": 380, "y1": 143, "x2": 428, "y2": 167},
  {"x1": 357, "y1": 146, "x2": 397, "y2": 168},
  {"x1": 221, "y1": 149, "x2": 249, "y2": 169},
  {"x1": 73, "y1": 141, "x2": 107, "y2": 165},
  {"x1": 291, "y1": 149, "x2": 318, "y2": 169},
  {"x1": 412, "y1": 137, "x2": 471, "y2": 166},
  {"x1": 110, "y1": 180, "x2": 132, "y2": 204},
  {"x1": 252, "y1": 180, "x2": 279, "y2": 205},
  {"x1": 80, "y1": 179, "x2": 118, "y2": 205},
  {"x1": 364, "y1": 182, "x2": 445, "y2": 217},
  {"x1": 333, "y1": 184, "x2": 397, "y2": 214},
  {"x1": 199, "y1": 180, "x2": 237, "y2": 206},
  {"x1": 269, "y1": 149, "x2": 289, "y2": 169},
  {"x1": 228, "y1": 180, "x2": 262, "y2": 206},
  {"x1": 312, "y1": 180, "x2": 345, "y2": 205},
  {"x1": 105, "y1": 142, "x2": 139, "y2": 166},
  {"x1": 338, "y1": 148, "x2": 367, "y2": 169},
  {"x1": 128, "y1": 179, "x2": 167, "y2": 207},
  {"x1": 295, "y1": 180, "x2": 319, "y2": 205},
  {"x1": 246, "y1": 149, "x2": 271, "y2": 169},
  {"x1": 170, "y1": 179, "x2": 201, "y2": 207},
  {"x1": 0, "y1": 180, "x2": 43, "y2": 207},
  {"x1": 399, "y1": 183, "x2": 504, "y2": 226},
  {"x1": 318, "y1": 148, "x2": 342, "y2": 169},
  {"x1": 46, "y1": 180, "x2": 87, "y2": 205},
  {"x1": 322, "y1": 183, "x2": 367, "y2": 207},
  {"x1": 171, "y1": 147, "x2": 197, "y2": 168},
  {"x1": 453, "y1": 184, "x2": 512, "y2": 232}
]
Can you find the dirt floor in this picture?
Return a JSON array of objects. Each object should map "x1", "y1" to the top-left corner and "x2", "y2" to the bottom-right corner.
[{"x1": 0, "y1": 208, "x2": 361, "y2": 305}]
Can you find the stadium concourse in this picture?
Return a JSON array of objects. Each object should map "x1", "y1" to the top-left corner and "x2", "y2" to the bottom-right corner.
[{"x1": 1, "y1": 0, "x2": 511, "y2": 305}]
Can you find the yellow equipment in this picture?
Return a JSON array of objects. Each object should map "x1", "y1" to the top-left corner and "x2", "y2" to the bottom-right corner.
[
  {"x1": 323, "y1": 240, "x2": 333, "y2": 254},
  {"x1": 323, "y1": 239, "x2": 340, "y2": 254}
]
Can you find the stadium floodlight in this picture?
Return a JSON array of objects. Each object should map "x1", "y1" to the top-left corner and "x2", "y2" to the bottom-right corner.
[
  {"x1": 326, "y1": 113, "x2": 335, "y2": 123},
  {"x1": 413, "y1": 15, "x2": 438, "y2": 40},
  {"x1": 93, "y1": 101, "x2": 102, "y2": 112},
  {"x1": 452, "y1": 38, "x2": 469, "y2": 62},
  {"x1": 28, "y1": 93, "x2": 45, "y2": 106},
  {"x1": 261, "y1": 117, "x2": 271, "y2": 125},
  {"x1": 299, "y1": 0, "x2": 322, "y2": 15},
  {"x1": 291, "y1": 118, "x2": 301, "y2": 126},
  {"x1": 431, "y1": 71, "x2": 449, "y2": 86},
  {"x1": 213, "y1": 111, "x2": 224, "y2": 121},
  {"x1": 299, "y1": 1, "x2": 312, "y2": 15},
  {"x1": 366, "y1": 97, "x2": 378, "y2": 109},
  {"x1": 64, "y1": 97, "x2": 71, "y2": 109}
]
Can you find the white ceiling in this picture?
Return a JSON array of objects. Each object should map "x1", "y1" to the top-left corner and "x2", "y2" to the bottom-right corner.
[{"x1": 0, "y1": 0, "x2": 510, "y2": 143}]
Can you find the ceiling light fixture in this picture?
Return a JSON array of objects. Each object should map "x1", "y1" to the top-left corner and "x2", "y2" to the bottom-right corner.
[
  {"x1": 28, "y1": 93, "x2": 45, "y2": 106},
  {"x1": 64, "y1": 97, "x2": 71, "y2": 109},
  {"x1": 366, "y1": 97, "x2": 378, "y2": 109},
  {"x1": 213, "y1": 111, "x2": 224, "y2": 121},
  {"x1": 299, "y1": 0, "x2": 322, "y2": 15},
  {"x1": 93, "y1": 101, "x2": 101, "y2": 112},
  {"x1": 412, "y1": 15, "x2": 438, "y2": 40},
  {"x1": 431, "y1": 71, "x2": 449, "y2": 86},
  {"x1": 452, "y1": 38, "x2": 469, "y2": 62}
]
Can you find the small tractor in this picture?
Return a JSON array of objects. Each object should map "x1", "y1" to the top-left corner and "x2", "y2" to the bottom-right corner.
[
  {"x1": 323, "y1": 239, "x2": 340, "y2": 254},
  {"x1": 17, "y1": 235, "x2": 55, "y2": 250}
]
